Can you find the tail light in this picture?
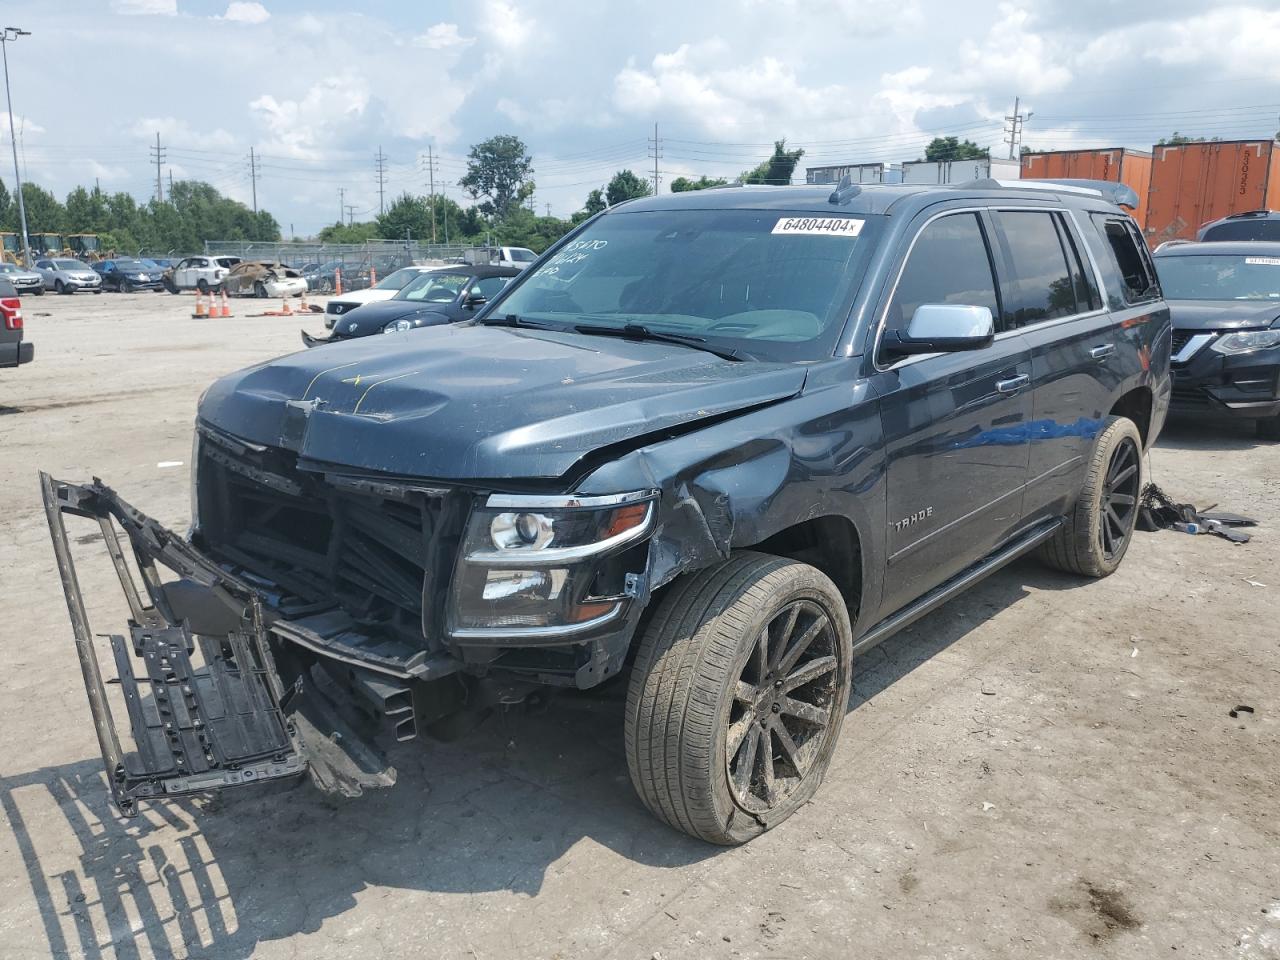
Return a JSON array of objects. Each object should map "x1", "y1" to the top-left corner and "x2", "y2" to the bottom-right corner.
[{"x1": 1, "y1": 297, "x2": 21, "y2": 330}]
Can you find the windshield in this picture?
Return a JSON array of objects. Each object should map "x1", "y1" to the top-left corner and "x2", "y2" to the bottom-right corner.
[
  {"x1": 1155, "y1": 254, "x2": 1280, "y2": 301},
  {"x1": 508, "y1": 248, "x2": 536, "y2": 262},
  {"x1": 396, "y1": 273, "x2": 469, "y2": 303},
  {"x1": 491, "y1": 209, "x2": 879, "y2": 360},
  {"x1": 115, "y1": 260, "x2": 149, "y2": 271},
  {"x1": 54, "y1": 259, "x2": 86, "y2": 270},
  {"x1": 375, "y1": 268, "x2": 420, "y2": 290}
]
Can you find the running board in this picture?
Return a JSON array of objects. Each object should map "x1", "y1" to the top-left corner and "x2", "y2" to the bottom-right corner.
[{"x1": 853, "y1": 518, "x2": 1064, "y2": 656}]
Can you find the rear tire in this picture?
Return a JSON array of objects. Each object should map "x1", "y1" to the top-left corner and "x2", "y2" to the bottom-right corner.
[
  {"x1": 625, "y1": 552, "x2": 853, "y2": 845},
  {"x1": 1039, "y1": 415, "x2": 1143, "y2": 578},
  {"x1": 196, "y1": 279, "x2": 210, "y2": 295},
  {"x1": 1256, "y1": 415, "x2": 1280, "y2": 441}
]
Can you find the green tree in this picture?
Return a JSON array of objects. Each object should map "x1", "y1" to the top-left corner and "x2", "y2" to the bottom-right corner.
[
  {"x1": 459, "y1": 134, "x2": 534, "y2": 219},
  {"x1": 584, "y1": 188, "x2": 606, "y2": 215},
  {"x1": 1156, "y1": 131, "x2": 1209, "y2": 145},
  {"x1": 923, "y1": 137, "x2": 989, "y2": 161},
  {"x1": 16, "y1": 183, "x2": 66, "y2": 232},
  {"x1": 497, "y1": 206, "x2": 573, "y2": 253},
  {"x1": 376, "y1": 193, "x2": 434, "y2": 240},
  {"x1": 742, "y1": 140, "x2": 804, "y2": 185},
  {"x1": 604, "y1": 169, "x2": 652, "y2": 206},
  {"x1": 670, "y1": 175, "x2": 729, "y2": 192},
  {"x1": 317, "y1": 220, "x2": 380, "y2": 244},
  {"x1": 65, "y1": 186, "x2": 110, "y2": 232}
]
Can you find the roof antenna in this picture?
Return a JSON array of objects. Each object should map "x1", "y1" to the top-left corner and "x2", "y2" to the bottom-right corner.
[{"x1": 829, "y1": 174, "x2": 861, "y2": 205}]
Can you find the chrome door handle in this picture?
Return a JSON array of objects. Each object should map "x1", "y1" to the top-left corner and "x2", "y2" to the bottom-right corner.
[
  {"x1": 1090, "y1": 344, "x2": 1116, "y2": 360},
  {"x1": 995, "y1": 374, "x2": 1030, "y2": 394}
]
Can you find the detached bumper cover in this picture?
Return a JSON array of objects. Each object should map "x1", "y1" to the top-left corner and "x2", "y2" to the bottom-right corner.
[{"x1": 40, "y1": 473, "x2": 395, "y2": 817}]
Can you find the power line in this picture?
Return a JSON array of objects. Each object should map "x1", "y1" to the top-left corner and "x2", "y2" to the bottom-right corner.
[
  {"x1": 648, "y1": 122, "x2": 662, "y2": 195},
  {"x1": 248, "y1": 146, "x2": 260, "y2": 215},
  {"x1": 1004, "y1": 95, "x2": 1032, "y2": 160},
  {"x1": 374, "y1": 146, "x2": 388, "y2": 215},
  {"x1": 150, "y1": 132, "x2": 166, "y2": 202}
]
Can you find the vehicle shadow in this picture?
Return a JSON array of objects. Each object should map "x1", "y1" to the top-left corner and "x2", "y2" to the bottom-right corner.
[
  {"x1": 0, "y1": 556, "x2": 1088, "y2": 959},
  {"x1": 1154, "y1": 417, "x2": 1263, "y2": 453}
]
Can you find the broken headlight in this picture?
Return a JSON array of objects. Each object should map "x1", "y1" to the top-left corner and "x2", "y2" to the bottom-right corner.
[{"x1": 449, "y1": 491, "x2": 655, "y2": 636}]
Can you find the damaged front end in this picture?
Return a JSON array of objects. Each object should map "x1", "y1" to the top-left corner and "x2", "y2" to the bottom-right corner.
[{"x1": 40, "y1": 473, "x2": 398, "y2": 817}]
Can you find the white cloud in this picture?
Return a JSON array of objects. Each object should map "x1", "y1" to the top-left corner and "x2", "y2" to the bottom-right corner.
[
  {"x1": 0, "y1": 113, "x2": 47, "y2": 136},
  {"x1": 478, "y1": 0, "x2": 533, "y2": 50},
  {"x1": 130, "y1": 116, "x2": 237, "y2": 149},
  {"x1": 110, "y1": 0, "x2": 177, "y2": 14},
  {"x1": 218, "y1": 2, "x2": 271, "y2": 24},
  {"x1": 415, "y1": 23, "x2": 473, "y2": 50},
  {"x1": 1144, "y1": 6, "x2": 1280, "y2": 80}
]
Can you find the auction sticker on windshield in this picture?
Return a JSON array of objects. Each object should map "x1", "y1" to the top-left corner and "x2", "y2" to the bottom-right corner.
[
  {"x1": 1244, "y1": 257, "x2": 1280, "y2": 266},
  {"x1": 771, "y1": 216, "x2": 864, "y2": 238}
]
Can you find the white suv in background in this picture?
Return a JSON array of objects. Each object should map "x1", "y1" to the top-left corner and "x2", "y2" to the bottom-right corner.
[
  {"x1": 162, "y1": 255, "x2": 243, "y2": 294},
  {"x1": 323, "y1": 265, "x2": 438, "y2": 328}
]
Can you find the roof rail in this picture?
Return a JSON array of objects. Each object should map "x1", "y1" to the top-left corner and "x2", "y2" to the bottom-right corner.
[
  {"x1": 1153, "y1": 238, "x2": 1195, "y2": 253},
  {"x1": 955, "y1": 177, "x2": 1140, "y2": 210},
  {"x1": 1223, "y1": 209, "x2": 1274, "y2": 220},
  {"x1": 828, "y1": 174, "x2": 862, "y2": 205}
]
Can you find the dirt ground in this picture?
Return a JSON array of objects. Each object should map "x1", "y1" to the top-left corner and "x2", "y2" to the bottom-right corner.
[{"x1": 0, "y1": 290, "x2": 1277, "y2": 960}]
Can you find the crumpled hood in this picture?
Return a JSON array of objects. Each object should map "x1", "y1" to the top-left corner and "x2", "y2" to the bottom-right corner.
[
  {"x1": 1167, "y1": 299, "x2": 1280, "y2": 331},
  {"x1": 199, "y1": 323, "x2": 807, "y2": 480}
]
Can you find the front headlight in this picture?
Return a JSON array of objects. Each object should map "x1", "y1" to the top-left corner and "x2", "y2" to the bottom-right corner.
[
  {"x1": 384, "y1": 318, "x2": 415, "y2": 334},
  {"x1": 449, "y1": 491, "x2": 655, "y2": 635},
  {"x1": 1211, "y1": 329, "x2": 1280, "y2": 355}
]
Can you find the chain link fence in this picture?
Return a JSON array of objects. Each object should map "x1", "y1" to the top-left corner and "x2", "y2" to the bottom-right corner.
[{"x1": 200, "y1": 239, "x2": 493, "y2": 270}]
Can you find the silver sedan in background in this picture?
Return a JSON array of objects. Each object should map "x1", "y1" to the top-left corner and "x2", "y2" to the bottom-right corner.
[{"x1": 34, "y1": 258, "x2": 103, "y2": 295}]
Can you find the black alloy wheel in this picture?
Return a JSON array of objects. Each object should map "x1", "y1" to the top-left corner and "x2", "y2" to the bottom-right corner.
[
  {"x1": 1099, "y1": 436, "x2": 1140, "y2": 560},
  {"x1": 726, "y1": 599, "x2": 842, "y2": 815}
]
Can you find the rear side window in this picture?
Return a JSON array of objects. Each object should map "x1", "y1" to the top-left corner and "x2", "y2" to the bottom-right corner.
[
  {"x1": 993, "y1": 211, "x2": 1079, "y2": 328},
  {"x1": 1200, "y1": 219, "x2": 1280, "y2": 242},
  {"x1": 887, "y1": 212, "x2": 1000, "y2": 332},
  {"x1": 1090, "y1": 215, "x2": 1159, "y2": 305}
]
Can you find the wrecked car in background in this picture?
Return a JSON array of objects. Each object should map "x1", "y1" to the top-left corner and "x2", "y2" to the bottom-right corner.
[
  {"x1": 44, "y1": 177, "x2": 1169, "y2": 844},
  {"x1": 220, "y1": 260, "x2": 308, "y2": 299}
]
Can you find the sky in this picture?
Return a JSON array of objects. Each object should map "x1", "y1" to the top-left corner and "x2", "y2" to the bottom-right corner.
[{"x1": 2, "y1": 0, "x2": 1279, "y2": 237}]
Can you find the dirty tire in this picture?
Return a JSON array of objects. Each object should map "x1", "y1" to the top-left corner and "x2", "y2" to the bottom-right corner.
[
  {"x1": 1256, "y1": 415, "x2": 1280, "y2": 441},
  {"x1": 196, "y1": 279, "x2": 210, "y2": 295},
  {"x1": 1039, "y1": 415, "x2": 1143, "y2": 578},
  {"x1": 624, "y1": 551, "x2": 852, "y2": 845}
]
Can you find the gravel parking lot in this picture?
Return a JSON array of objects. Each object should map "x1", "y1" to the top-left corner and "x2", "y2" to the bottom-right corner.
[{"x1": 1, "y1": 291, "x2": 1277, "y2": 960}]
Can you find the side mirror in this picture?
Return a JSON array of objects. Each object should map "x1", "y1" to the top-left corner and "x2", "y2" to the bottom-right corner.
[
  {"x1": 464, "y1": 293, "x2": 488, "y2": 308},
  {"x1": 884, "y1": 304, "x2": 995, "y2": 356}
]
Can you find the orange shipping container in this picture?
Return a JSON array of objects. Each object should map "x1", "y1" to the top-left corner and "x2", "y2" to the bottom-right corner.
[
  {"x1": 1021, "y1": 148, "x2": 1152, "y2": 228},
  {"x1": 1145, "y1": 139, "x2": 1280, "y2": 246}
]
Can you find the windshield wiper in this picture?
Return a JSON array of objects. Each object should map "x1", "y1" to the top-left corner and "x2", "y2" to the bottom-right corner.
[
  {"x1": 574, "y1": 322, "x2": 744, "y2": 362},
  {"x1": 478, "y1": 313, "x2": 552, "y2": 329}
]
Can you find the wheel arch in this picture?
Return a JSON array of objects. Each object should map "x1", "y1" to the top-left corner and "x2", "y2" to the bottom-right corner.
[{"x1": 1109, "y1": 385, "x2": 1153, "y2": 447}]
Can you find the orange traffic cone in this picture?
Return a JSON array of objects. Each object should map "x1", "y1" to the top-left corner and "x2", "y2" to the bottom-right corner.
[
  {"x1": 299, "y1": 289, "x2": 310, "y2": 312},
  {"x1": 219, "y1": 289, "x2": 232, "y2": 318},
  {"x1": 369, "y1": 263, "x2": 377, "y2": 286},
  {"x1": 192, "y1": 291, "x2": 208, "y2": 319},
  {"x1": 280, "y1": 297, "x2": 293, "y2": 315},
  {"x1": 334, "y1": 267, "x2": 343, "y2": 296}
]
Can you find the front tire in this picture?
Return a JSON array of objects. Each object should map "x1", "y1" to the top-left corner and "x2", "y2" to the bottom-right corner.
[
  {"x1": 55, "y1": 280, "x2": 67, "y2": 295},
  {"x1": 1039, "y1": 415, "x2": 1143, "y2": 578},
  {"x1": 625, "y1": 552, "x2": 853, "y2": 845},
  {"x1": 122, "y1": 280, "x2": 134, "y2": 294},
  {"x1": 254, "y1": 281, "x2": 268, "y2": 299}
]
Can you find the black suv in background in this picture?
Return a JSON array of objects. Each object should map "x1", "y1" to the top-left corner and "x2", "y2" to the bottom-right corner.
[
  {"x1": 0, "y1": 276, "x2": 33, "y2": 369},
  {"x1": 1153, "y1": 240, "x2": 1280, "y2": 438},
  {"x1": 1197, "y1": 210, "x2": 1280, "y2": 242},
  {"x1": 44, "y1": 179, "x2": 1170, "y2": 844}
]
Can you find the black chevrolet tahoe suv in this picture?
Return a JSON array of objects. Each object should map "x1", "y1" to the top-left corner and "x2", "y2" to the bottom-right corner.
[{"x1": 43, "y1": 178, "x2": 1170, "y2": 844}]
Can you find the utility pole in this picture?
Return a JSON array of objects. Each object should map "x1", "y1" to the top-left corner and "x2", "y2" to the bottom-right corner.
[
  {"x1": 338, "y1": 187, "x2": 345, "y2": 225},
  {"x1": 151, "y1": 131, "x2": 166, "y2": 202},
  {"x1": 648, "y1": 122, "x2": 662, "y2": 195},
  {"x1": 168, "y1": 170, "x2": 173, "y2": 195},
  {"x1": 344, "y1": 204, "x2": 357, "y2": 226},
  {"x1": 545, "y1": 202, "x2": 551, "y2": 217},
  {"x1": 374, "y1": 146, "x2": 388, "y2": 215},
  {"x1": 248, "y1": 146, "x2": 260, "y2": 215},
  {"x1": 0, "y1": 27, "x2": 31, "y2": 265},
  {"x1": 424, "y1": 146, "x2": 438, "y2": 242},
  {"x1": 1004, "y1": 96, "x2": 1032, "y2": 160}
]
